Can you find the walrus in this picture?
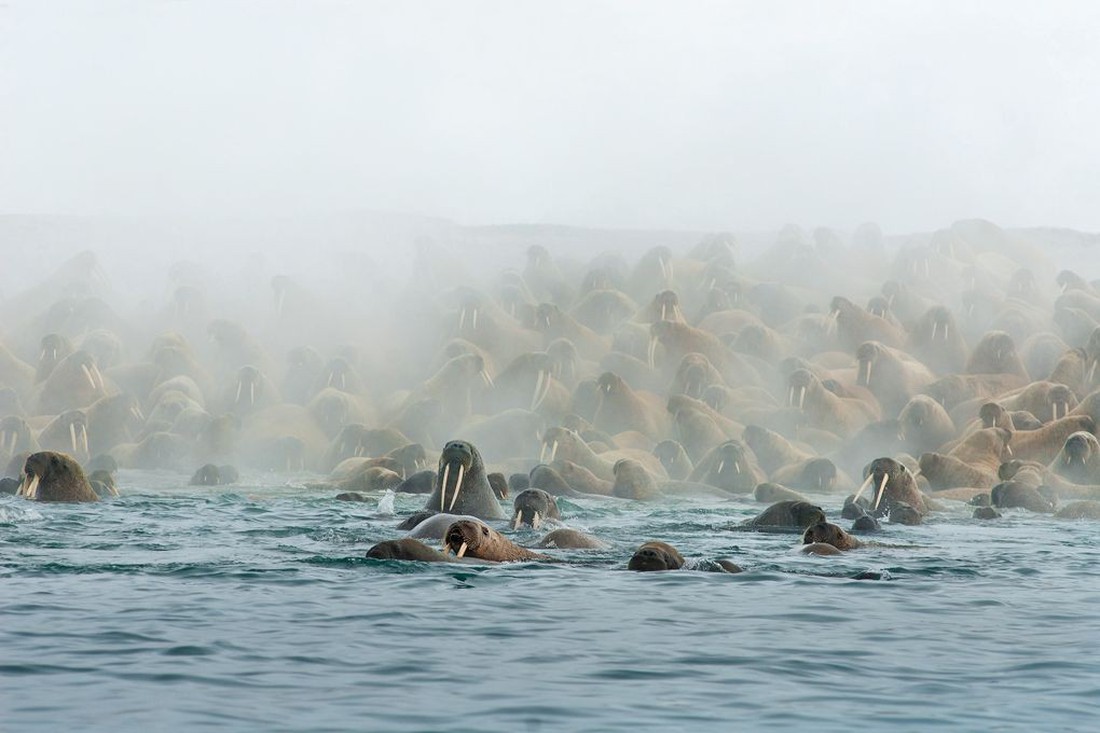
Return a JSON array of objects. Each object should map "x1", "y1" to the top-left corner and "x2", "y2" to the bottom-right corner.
[
  {"x1": 852, "y1": 457, "x2": 928, "y2": 517},
  {"x1": 991, "y1": 481, "x2": 1056, "y2": 513},
  {"x1": 627, "y1": 540, "x2": 685, "y2": 570},
  {"x1": 366, "y1": 538, "x2": 453, "y2": 562},
  {"x1": 918, "y1": 451, "x2": 997, "y2": 491},
  {"x1": 740, "y1": 501, "x2": 826, "y2": 531},
  {"x1": 1055, "y1": 500, "x2": 1100, "y2": 520},
  {"x1": 17, "y1": 451, "x2": 99, "y2": 502},
  {"x1": 423, "y1": 440, "x2": 505, "y2": 520},
  {"x1": 511, "y1": 488, "x2": 561, "y2": 529},
  {"x1": 689, "y1": 440, "x2": 765, "y2": 493},
  {"x1": 536, "y1": 528, "x2": 609, "y2": 549},
  {"x1": 652, "y1": 440, "x2": 694, "y2": 480},
  {"x1": 802, "y1": 521, "x2": 862, "y2": 550},
  {"x1": 627, "y1": 540, "x2": 742, "y2": 572},
  {"x1": 403, "y1": 513, "x2": 485, "y2": 539},
  {"x1": 442, "y1": 520, "x2": 549, "y2": 562},
  {"x1": 854, "y1": 340, "x2": 935, "y2": 417},
  {"x1": 189, "y1": 463, "x2": 239, "y2": 486},
  {"x1": 1050, "y1": 431, "x2": 1100, "y2": 485},
  {"x1": 591, "y1": 371, "x2": 669, "y2": 440},
  {"x1": 753, "y1": 482, "x2": 809, "y2": 504},
  {"x1": 741, "y1": 424, "x2": 815, "y2": 477},
  {"x1": 769, "y1": 457, "x2": 841, "y2": 493},
  {"x1": 612, "y1": 458, "x2": 661, "y2": 501}
]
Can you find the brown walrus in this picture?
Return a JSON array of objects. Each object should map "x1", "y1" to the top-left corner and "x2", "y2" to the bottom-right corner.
[
  {"x1": 366, "y1": 538, "x2": 453, "y2": 562},
  {"x1": 852, "y1": 457, "x2": 928, "y2": 517},
  {"x1": 626, "y1": 540, "x2": 742, "y2": 573},
  {"x1": 740, "y1": 500, "x2": 826, "y2": 530},
  {"x1": 423, "y1": 440, "x2": 505, "y2": 520},
  {"x1": 536, "y1": 528, "x2": 609, "y2": 549},
  {"x1": 511, "y1": 488, "x2": 561, "y2": 529},
  {"x1": 17, "y1": 451, "x2": 99, "y2": 502},
  {"x1": 802, "y1": 521, "x2": 862, "y2": 551},
  {"x1": 612, "y1": 459, "x2": 661, "y2": 501},
  {"x1": 442, "y1": 520, "x2": 549, "y2": 562}
]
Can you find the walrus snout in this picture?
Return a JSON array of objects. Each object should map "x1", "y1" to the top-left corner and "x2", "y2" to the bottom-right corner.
[
  {"x1": 442, "y1": 520, "x2": 487, "y2": 558},
  {"x1": 628, "y1": 541, "x2": 685, "y2": 572}
]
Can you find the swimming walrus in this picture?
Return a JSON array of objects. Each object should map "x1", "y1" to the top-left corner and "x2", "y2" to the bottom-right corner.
[
  {"x1": 17, "y1": 451, "x2": 99, "y2": 502},
  {"x1": 740, "y1": 500, "x2": 826, "y2": 531},
  {"x1": 511, "y1": 488, "x2": 561, "y2": 529},
  {"x1": 442, "y1": 520, "x2": 549, "y2": 562},
  {"x1": 802, "y1": 521, "x2": 862, "y2": 551},
  {"x1": 536, "y1": 528, "x2": 609, "y2": 549},
  {"x1": 366, "y1": 538, "x2": 453, "y2": 562},
  {"x1": 852, "y1": 457, "x2": 929, "y2": 518},
  {"x1": 423, "y1": 440, "x2": 505, "y2": 520},
  {"x1": 627, "y1": 540, "x2": 742, "y2": 572}
]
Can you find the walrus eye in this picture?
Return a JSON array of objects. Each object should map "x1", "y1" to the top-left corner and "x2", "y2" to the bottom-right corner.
[{"x1": 481, "y1": 526, "x2": 489, "y2": 535}]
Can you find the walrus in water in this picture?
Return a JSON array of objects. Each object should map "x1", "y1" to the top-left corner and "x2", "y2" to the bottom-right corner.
[
  {"x1": 17, "y1": 451, "x2": 99, "y2": 502},
  {"x1": 627, "y1": 540, "x2": 742, "y2": 572},
  {"x1": 991, "y1": 481, "x2": 1056, "y2": 513},
  {"x1": 802, "y1": 521, "x2": 862, "y2": 551},
  {"x1": 740, "y1": 501, "x2": 826, "y2": 531},
  {"x1": 612, "y1": 459, "x2": 661, "y2": 501},
  {"x1": 442, "y1": 520, "x2": 549, "y2": 562},
  {"x1": 536, "y1": 528, "x2": 608, "y2": 549},
  {"x1": 366, "y1": 538, "x2": 453, "y2": 562},
  {"x1": 852, "y1": 457, "x2": 928, "y2": 518},
  {"x1": 511, "y1": 488, "x2": 561, "y2": 529},
  {"x1": 423, "y1": 440, "x2": 505, "y2": 520}
]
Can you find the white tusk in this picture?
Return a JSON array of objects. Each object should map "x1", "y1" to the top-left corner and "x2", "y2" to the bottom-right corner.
[
  {"x1": 530, "y1": 370, "x2": 546, "y2": 411},
  {"x1": 81, "y1": 364, "x2": 97, "y2": 390},
  {"x1": 1052, "y1": 403, "x2": 1057, "y2": 423},
  {"x1": 513, "y1": 513, "x2": 522, "y2": 530},
  {"x1": 472, "y1": 308, "x2": 479, "y2": 331},
  {"x1": 448, "y1": 463, "x2": 465, "y2": 512},
  {"x1": 456, "y1": 541, "x2": 468, "y2": 559},
  {"x1": 931, "y1": 322, "x2": 938, "y2": 341},
  {"x1": 787, "y1": 386, "x2": 795, "y2": 407},
  {"x1": 942, "y1": 323, "x2": 949, "y2": 341},
  {"x1": 549, "y1": 440, "x2": 558, "y2": 463},
  {"x1": 734, "y1": 461, "x2": 741, "y2": 474},
  {"x1": 235, "y1": 381, "x2": 243, "y2": 405},
  {"x1": 1089, "y1": 360, "x2": 1097, "y2": 387},
  {"x1": 798, "y1": 386, "x2": 806, "y2": 410},
  {"x1": 871, "y1": 473, "x2": 889, "y2": 511},
  {"x1": 440, "y1": 462, "x2": 451, "y2": 512},
  {"x1": 717, "y1": 460, "x2": 725, "y2": 475},
  {"x1": 647, "y1": 336, "x2": 658, "y2": 368},
  {"x1": 661, "y1": 303, "x2": 667, "y2": 322},
  {"x1": 69, "y1": 423, "x2": 78, "y2": 453},
  {"x1": 459, "y1": 308, "x2": 467, "y2": 331},
  {"x1": 249, "y1": 382, "x2": 255, "y2": 407},
  {"x1": 853, "y1": 473, "x2": 874, "y2": 504},
  {"x1": 539, "y1": 442, "x2": 547, "y2": 463},
  {"x1": 481, "y1": 370, "x2": 494, "y2": 388},
  {"x1": 443, "y1": 543, "x2": 452, "y2": 555},
  {"x1": 532, "y1": 511, "x2": 541, "y2": 530},
  {"x1": 22, "y1": 474, "x2": 40, "y2": 500}
]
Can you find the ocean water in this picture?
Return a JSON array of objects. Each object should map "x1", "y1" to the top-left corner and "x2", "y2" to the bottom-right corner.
[{"x1": 2, "y1": 473, "x2": 1099, "y2": 732}]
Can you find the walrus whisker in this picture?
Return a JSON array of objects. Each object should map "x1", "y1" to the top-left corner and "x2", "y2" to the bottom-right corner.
[
  {"x1": 448, "y1": 463, "x2": 466, "y2": 512},
  {"x1": 871, "y1": 473, "x2": 889, "y2": 511},
  {"x1": 852, "y1": 473, "x2": 875, "y2": 503},
  {"x1": 440, "y1": 462, "x2": 451, "y2": 511}
]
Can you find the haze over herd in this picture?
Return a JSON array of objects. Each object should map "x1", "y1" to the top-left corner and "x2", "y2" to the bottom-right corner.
[{"x1": 5, "y1": 218, "x2": 1100, "y2": 567}]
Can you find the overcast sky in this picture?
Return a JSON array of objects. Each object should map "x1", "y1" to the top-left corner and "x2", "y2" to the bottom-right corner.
[{"x1": 2, "y1": 1, "x2": 1098, "y2": 233}]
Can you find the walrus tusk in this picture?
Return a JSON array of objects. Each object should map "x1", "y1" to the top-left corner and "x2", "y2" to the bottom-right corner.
[
  {"x1": 456, "y1": 541, "x2": 468, "y2": 559},
  {"x1": 931, "y1": 322, "x2": 938, "y2": 341},
  {"x1": 530, "y1": 370, "x2": 546, "y2": 411},
  {"x1": 20, "y1": 474, "x2": 40, "y2": 500},
  {"x1": 459, "y1": 308, "x2": 467, "y2": 331},
  {"x1": 647, "y1": 336, "x2": 658, "y2": 368},
  {"x1": 249, "y1": 382, "x2": 255, "y2": 407},
  {"x1": 448, "y1": 463, "x2": 465, "y2": 512},
  {"x1": 852, "y1": 473, "x2": 875, "y2": 504},
  {"x1": 480, "y1": 370, "x2": 494, "y2": 388},
  {"x1": 513, "y1": 513, "x2": 522, "y2": 530},
  {"x1": 860, "y1": 360, "x2": 873, "y2": 386},
  {"x1": 798, "y1": 386, "x2": 806, "y2": 410},
  {"x1": 660, "y1": 303, "x2": 668, "y2": 322},
  {"x1": 440, "y1": 463, "x2": 451, "y2": 512},
  {"x1": 471, "y1": 308, "x2": 479, "y2": 331},
  {"x1": 70, "y1": 423, "x2": 78, "y2": 453},
  {"x1": 1089, "y1": 360, "x2": 1097, "y2": 387},
  {"x1": 81, "y1": 363, "x2": 97, "y2": 390},
  {"x1": 1005, "y1": 443, "x2": 1013, "y2": 457},
  {"x1": 235, "y1": 381, "x2": 243, "y2": 405},
  {"x1": 787, "y1": 386, "x2": 795, "y2": 407},
  {"x1": 532, "y1": 371, "x2": 551, "y2": 412},
  {"x1": 548, "y1": 440, "x2": 558, "y2": 463},
  {"x1": 871, "y1": 473, "x2": 889, "y2": 511},
  {"x1": 942, "y1": 323, "x2": 949, "y2": 341},
  {"x1": 734, "y1": 461, "x2": 741, "y2": 474},
  {"x1": 532, "y1": 511, "x2": 541, "y2": 530},
  {"x1": 716, "y1": 460, "x2": 725, "y2": 475}
]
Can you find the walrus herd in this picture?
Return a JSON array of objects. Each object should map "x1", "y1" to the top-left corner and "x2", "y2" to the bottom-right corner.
[{"x1": 5, "y1": 220, "x2": 1100, "y2": 573}]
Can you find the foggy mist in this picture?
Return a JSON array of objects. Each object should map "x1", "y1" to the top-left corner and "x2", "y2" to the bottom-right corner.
[{"x1": 3, "y1": 1, "x2": 1099, "y2": 234}]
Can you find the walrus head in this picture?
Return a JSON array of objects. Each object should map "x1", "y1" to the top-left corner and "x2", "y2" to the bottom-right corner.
[
  {"x1": 627, "y1": 541, "x2": 685, "y2": 572},
  {"x1": 855, "y1": 342, "x2": 882, "y2": 387},
  {"x1": 853, "y1": 457, "x2": 910, "y2": 516},
  {"x1": 18, "y1": 451, "x2": 97, "y2": 503},
  {"x1": 649, "y1": 290, "x2": 683, "y2": 324},
  {"x1": 1061, "y1": 431, "x2": 1099, "y2": 467},
  {"x1": 436, "y1": 441, "x2": 482, "y2": 513},
  {"x1": 786, "y1": 369, "x2": 815, "y2": 410},
  {"x1": 511, "y1": 488, "x2": 559, "y2": 529},
  {"x1": 442, "y1": 519, "x2": 492, "y2": 559},
  {"x1": 367, "y1": 538, "x2": 451, "y2": 562},
  {"x1": 802, "y1": 521, "x2": 856, "y2": 550}
]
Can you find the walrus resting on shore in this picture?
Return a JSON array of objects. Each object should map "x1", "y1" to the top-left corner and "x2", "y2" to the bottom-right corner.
[
  {"x1": 17, "y1": 451, "x2": 99, "y2": 502},
  {"x1": 442, "y1": 520, "x2": 550, "y2": 562},
  {"x1": 423, "y1": 440, "x2": 505, "y2": 520}
]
